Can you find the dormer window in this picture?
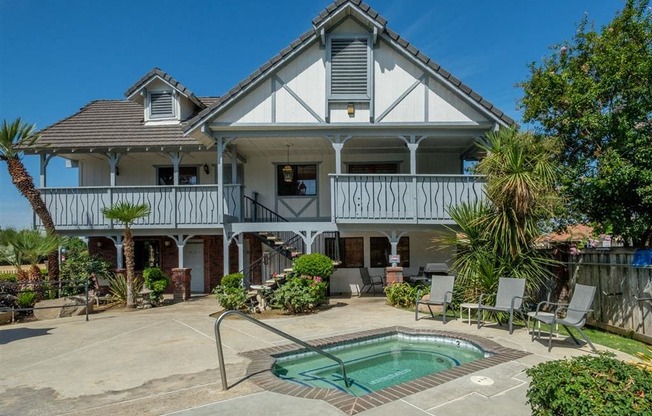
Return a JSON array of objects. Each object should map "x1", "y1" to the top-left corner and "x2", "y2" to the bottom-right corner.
[
  {"x1": 148, "y1": 90, "x2": 176, "y2": 119},
  {"x1": 328, "y1": 36, "x2": 371, "y2": 101}
]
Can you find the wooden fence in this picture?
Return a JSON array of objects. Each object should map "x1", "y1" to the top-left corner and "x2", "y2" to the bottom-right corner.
[{"x1": 569, "y1": 248, "x2": 652, "y2": 343}]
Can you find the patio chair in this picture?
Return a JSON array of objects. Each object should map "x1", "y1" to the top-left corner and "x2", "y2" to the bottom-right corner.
[
  {"x1": 530, "y1": 283, "x2": 597, "y2": 352},
  {"x1": 358, "y1": 267, "x2": 385, "y2": 296},
  {"x1": 405, "y1": 266, "x2": 425, "y2": 284},
  {"x1": 477, "y1": 277, "x2": 526, "y2": 334},
  {"x1": 415, "y1": 275, "x2": 455, "y2": 323}
]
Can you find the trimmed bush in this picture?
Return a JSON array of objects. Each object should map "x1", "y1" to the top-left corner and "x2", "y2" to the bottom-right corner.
[
  {"x1": 220, "y1": 273, "x2": 244, "y2": 289},
  {"x1": 143, "y1": 267, "x2": 170, "y2": 305},
  {"x1": 213, "y1": 273, "x2": 247, "y2": 311},
  {"x1": 526, "y1": 353, "x2": 652, "y2": 415},
  {"x1": 16, "y1": 291, "x2": 36, "y2": 308},
  {"x1": 272, "y1": 276, "x2": 328, "y2": 314},
  {"x1": 293, "y1": 253, "x2": 334, "y2": 279}
]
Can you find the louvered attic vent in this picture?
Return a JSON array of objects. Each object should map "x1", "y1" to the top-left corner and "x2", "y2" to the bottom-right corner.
[
  {"x1": 150, "y1": 91, "x2": 175, "y2": 118},
  {"x1": 330, "y1": 38, "x2": 369, "y2": 98}
]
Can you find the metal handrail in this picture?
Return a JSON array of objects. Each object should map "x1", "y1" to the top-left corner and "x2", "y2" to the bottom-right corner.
[{"x1": 214, "y1": 310, "x2": 351, "y2": 390}]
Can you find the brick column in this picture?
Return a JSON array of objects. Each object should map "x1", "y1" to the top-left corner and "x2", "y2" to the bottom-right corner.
[
  {"x1": 385, "y1": 266, "x2": 404, "y2": 286},
  {"x1": 172, "y1": 268, "x2": 192, "y2": 301}
]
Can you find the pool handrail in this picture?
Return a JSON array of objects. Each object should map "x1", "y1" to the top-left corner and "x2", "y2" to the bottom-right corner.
[{"x1": 214, "y1": 309, "x2": 351, "y2": 390}]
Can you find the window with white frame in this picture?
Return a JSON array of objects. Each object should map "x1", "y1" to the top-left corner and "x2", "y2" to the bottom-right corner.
[
  {"x1": 329, "y1": 36, "x2": 371, "y2": 100},
  {"x1": 149, "y1": 90, "x2": 176, "y2": 119}
]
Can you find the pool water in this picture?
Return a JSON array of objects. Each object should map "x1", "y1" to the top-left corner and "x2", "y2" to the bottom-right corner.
[{"x1": 272, "y1": 333, "x2": 489, "y2": 396}]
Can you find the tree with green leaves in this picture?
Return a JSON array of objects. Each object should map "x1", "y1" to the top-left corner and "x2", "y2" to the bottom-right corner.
[
  {"x1": 101, "y1": 202, "x2": 150, "y2": 308},
  {"x1": 0, "y1": 118, "x2": 60, "y2": 277},
  {"x1": 519, "y1": 0, "x2": 652, "y2": 246}
]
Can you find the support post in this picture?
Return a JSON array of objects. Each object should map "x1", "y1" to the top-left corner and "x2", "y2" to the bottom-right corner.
[
  {"x1": 407, "y1": 143, "x2": 419, "y2": 175},
  {"x1": 168, "y1": 152, "x2": 183, "y2": 186},
  {"x1": 107, "y1": 153, "x2": 122, "y2": 187},
  {"x1": 223, "y1": 232, "x2": 230, "y2": 276},
  {"x1": 216, "y1": 137, "x2": 224, "y2": 224},
  {"x1": 110, "y1": 235, "x2": 124, "y2": 269},
  {"x1": 231, "y1": 145, "x2": 238, "y2": 184},
  {"x1": 332, "y1": 143, "x2": 343, "y2": 175},
  {"x1": 236, "y1": 234, "x2": 245, "y2": 285},
  {"x1": 39, "y1": 153, "x2": 53, "y2": 188}
]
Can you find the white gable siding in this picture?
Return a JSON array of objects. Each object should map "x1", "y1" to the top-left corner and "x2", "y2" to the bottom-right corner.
[
  {"x1": 216, "y1": 79, "x2": 273, "y2": 124},
  {"x1": 216, "y1": 43, "x2": 325, "y2": 124},
  {"x1": 427, "y1": 79, "x2": 486, "y2": 122},
  {"x1": 374, "y1": 40, "x2": 425, "y2": 122},
  {"x1": 329, "y1": 18, "x2": 370, "y2": 35}
]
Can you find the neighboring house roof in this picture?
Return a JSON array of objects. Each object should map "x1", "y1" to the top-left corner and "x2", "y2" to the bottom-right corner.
[
  {"x1": 185, "y1": 0, "x2": 514, "y2": 135},
  {"x1": 125, "y1": 67, "x2": 206, "y2": 109},
  {"x1": 33, "y1": 97, "x2": 217, "y2": 151}
]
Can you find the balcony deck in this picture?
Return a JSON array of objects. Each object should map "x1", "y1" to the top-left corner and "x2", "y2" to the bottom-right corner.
[
  {"x1": 38, "y1": 175, "x2": 484, "y2": 231},
  {"x1": 331, "y1": 174, "x2": 485, "y2": 224}
]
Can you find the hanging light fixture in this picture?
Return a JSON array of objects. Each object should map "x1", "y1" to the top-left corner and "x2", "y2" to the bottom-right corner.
[{"x1": 282, "y1": 144, "x2": 293, "y2": 182}]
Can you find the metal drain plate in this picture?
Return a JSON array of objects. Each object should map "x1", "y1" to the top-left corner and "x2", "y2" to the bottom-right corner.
[{"x1": 471, "y1": 375, "x2": 494, "y2": 386}]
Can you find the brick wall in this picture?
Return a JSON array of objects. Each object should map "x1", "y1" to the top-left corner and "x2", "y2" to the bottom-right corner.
[{"x1": 89, "y1": 234, "x2": 258, "y2": 294}]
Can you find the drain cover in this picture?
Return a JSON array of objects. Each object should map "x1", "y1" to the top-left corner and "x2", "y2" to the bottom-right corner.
[{"x1": 471, "y1": 375, "x2": 494, "y2": 386}]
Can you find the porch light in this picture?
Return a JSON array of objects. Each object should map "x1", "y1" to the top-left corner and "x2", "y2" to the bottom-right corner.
[
  {"x1": 347, "y1": 103, "x2": 355, "y2": 116},
  {"x1": 282, "y1": 144, "x2": 293, "y2": 182},
  {"x1": 203, "y1": 163, "x2": 210, "y2": 174}
]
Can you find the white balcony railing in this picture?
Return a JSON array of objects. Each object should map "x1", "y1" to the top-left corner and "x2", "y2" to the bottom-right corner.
[
  {"x1": 330, "y1": 174, "x2": 485, "y2": 223},
  {"x1": 37, "y1": 185, "x2": 243, "y2": 230}
]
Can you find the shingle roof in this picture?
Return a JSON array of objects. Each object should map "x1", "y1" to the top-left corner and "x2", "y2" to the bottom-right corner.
[
  {"x1": 125, "y1": 67, "x2": 206, "y2": 109},
  {"x1": 34, "y1": 97, "x2": 217, "y2": 151},
  {"x1": 185, "y1": 0, "x2": 514, "y2": 134}
]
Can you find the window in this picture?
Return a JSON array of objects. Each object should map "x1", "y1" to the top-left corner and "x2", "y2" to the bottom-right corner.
[
  {"x1": 158, "y1": 166, "x2": 198, "y2": 185},
  {"x1": 134, "y1": 239, "x2": 160, "y2": 271},
  {"x1": 348, "y1": 163, "x2": 399, "y2": 174},
  {"x1": 329, "y1": 37, "x2": 370, "y2": 100},
  {"x1": 331, "y1": 237, "x2": 364, "y2": 268},
  {"x1": 277, "y1": 164, "x2": 317, "y2": 196},
  {"x1": 370, "y1": 237, "x2": 410, "y2": 268},
  {"x1": 149, "y1": 90, "x2": 175, "y2": 119}
]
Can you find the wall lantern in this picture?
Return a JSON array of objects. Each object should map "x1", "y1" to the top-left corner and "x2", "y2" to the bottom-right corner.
[
  {"x1": 203, "y1": 163, "x2": 210, "y2": 174},
  {"x1": 347, "y1": 103, "x2": 355, "y2": 116},
  {"x1": 282, "y1": 144, "x2": 293, "y2": 183}
]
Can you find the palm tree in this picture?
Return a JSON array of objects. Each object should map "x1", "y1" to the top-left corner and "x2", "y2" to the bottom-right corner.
[
  {"x1": 0, "y1": 118, "x2": 59, "y2": 279},
  {"x1": 101, "y1": 202, "x2": 150, "y2": 308},
  {"x1": 0, "y1": 228, "x2": 60, "y2": 280},
  {"x1": 435, "y1": 128, "x2": 560, "y2": 302}
]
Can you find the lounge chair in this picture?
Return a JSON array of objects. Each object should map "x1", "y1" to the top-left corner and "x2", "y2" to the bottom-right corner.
[
  {"x1": 477, "y1": 277, "x2": 526, "y2": 334},
  {"x1": 415, "y1": 275, "x2": 455, "y2": 323},
  {"x1": 530, "y1": 283, "x2": 597, "y2": 352},
  {"x1": 358, "y1": 267, "x2": 385, "y2": 296}
]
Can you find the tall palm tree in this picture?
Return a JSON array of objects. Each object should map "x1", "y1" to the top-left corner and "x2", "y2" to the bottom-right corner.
[
  {"x1": 0, "y1": 118, "x2": 59, "y2": 279},
  {"x1": 101, "y1": 202, "x2": 150, "y2": 308}
]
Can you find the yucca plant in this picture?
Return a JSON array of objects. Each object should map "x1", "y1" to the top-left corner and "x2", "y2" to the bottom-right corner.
[
  {"x1": 435, "y1": 128, "x2": 561, "y2": 304},
  {"x1": 108, "y1": 272, "x2": 143, "y2": 304}
]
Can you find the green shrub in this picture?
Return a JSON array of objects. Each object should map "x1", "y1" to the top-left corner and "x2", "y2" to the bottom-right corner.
[
  {"x1": 60, "y1": 249, "x2": 112, "y2": 296},
  {"x1": 212, "y1": 273, "x2": 247, "y2": 311},
  {"x1": 0, "y1": 273, "x2": 18, "y2": 282},
  {"x1": 220, "y1": 273, "x2": 244, "y2": 289},
  {"x1": 213, "y1": 286, "x2": 248, "y2": 311},
  {"x1": 271, "y1": 276, "x2": 327, "y2": 314},
  {"x1": 385, "y1": 283, "x2": 421, "y2": 308},
  {"x1": 293, "y1": 253, "x2": 334, "y2": 279},
  {"x1": 16, "y1": 291, "x2": 36, "y2": 308},
  {"x1": 526, "y1": 353, "x2": 652, "y2": 415},
  {"x1": 142, "y1": 267, "x2": 170, "y2": 305},
  {"x1": 108, "y1": 272, "x2": 143, "y2": 304}
]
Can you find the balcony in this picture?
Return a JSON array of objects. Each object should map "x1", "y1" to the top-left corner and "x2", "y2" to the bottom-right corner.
[
  {"x1": 38, "y1": 185, "x2": 243, "y2": 231},
  {"x1": 330, "y1": 174, "x2": 485, "y2": 224}
]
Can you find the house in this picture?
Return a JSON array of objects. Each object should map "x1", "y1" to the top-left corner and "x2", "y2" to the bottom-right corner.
[{"x1": 29, "y1": 0, "x2": 513, "y2": 295}]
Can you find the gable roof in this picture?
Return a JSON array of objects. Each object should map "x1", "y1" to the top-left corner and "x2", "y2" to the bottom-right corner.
[
  {"x1": 32, "y1": 97, "x2": 217, "y2": 152},
  {"x1": 185, "y1": 0, "x2": 514, "y2": 135},
  {"x1": 125, "y1": 67, "x2": 206, "y2": 109}
]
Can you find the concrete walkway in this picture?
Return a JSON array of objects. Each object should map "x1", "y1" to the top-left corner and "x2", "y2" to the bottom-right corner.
[{"x1": 0, "y1": 296, "x2": 627, "y2": 416}]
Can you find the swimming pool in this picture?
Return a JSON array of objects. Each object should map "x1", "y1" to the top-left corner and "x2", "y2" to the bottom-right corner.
[
  {"x1": 272, "y1": 332, "x2": 490, "y2": 396},
  {"x1": 241, "y1": 327, "x2": 529, "y2": 415}
]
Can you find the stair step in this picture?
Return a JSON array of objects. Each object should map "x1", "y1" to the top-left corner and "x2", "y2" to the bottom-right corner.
[{"x1": 274, "y1": 241, "x2": 285, "y2": 246}]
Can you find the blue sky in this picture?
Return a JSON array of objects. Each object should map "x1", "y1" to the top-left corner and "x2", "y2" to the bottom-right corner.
[{"x1": 0, "y1": 0, "x2": 625, "y2": 229}]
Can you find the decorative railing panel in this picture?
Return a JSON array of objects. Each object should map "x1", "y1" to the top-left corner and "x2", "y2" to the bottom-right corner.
[
  {"x1": 39, "y1": 185, "x2": 224, "y2": 230},
  {"x1": 331, "y1": 174, "x2": 485, "y2": 223}
]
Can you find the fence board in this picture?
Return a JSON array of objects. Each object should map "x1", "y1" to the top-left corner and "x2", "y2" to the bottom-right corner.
[{"x1": 569, "y1": 248, "x2": 652, "y2": 337}]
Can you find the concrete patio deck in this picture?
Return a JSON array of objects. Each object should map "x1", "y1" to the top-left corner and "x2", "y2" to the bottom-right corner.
[{"x1": 0, "y1": 295, "x2": 628, "y2": 416}]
